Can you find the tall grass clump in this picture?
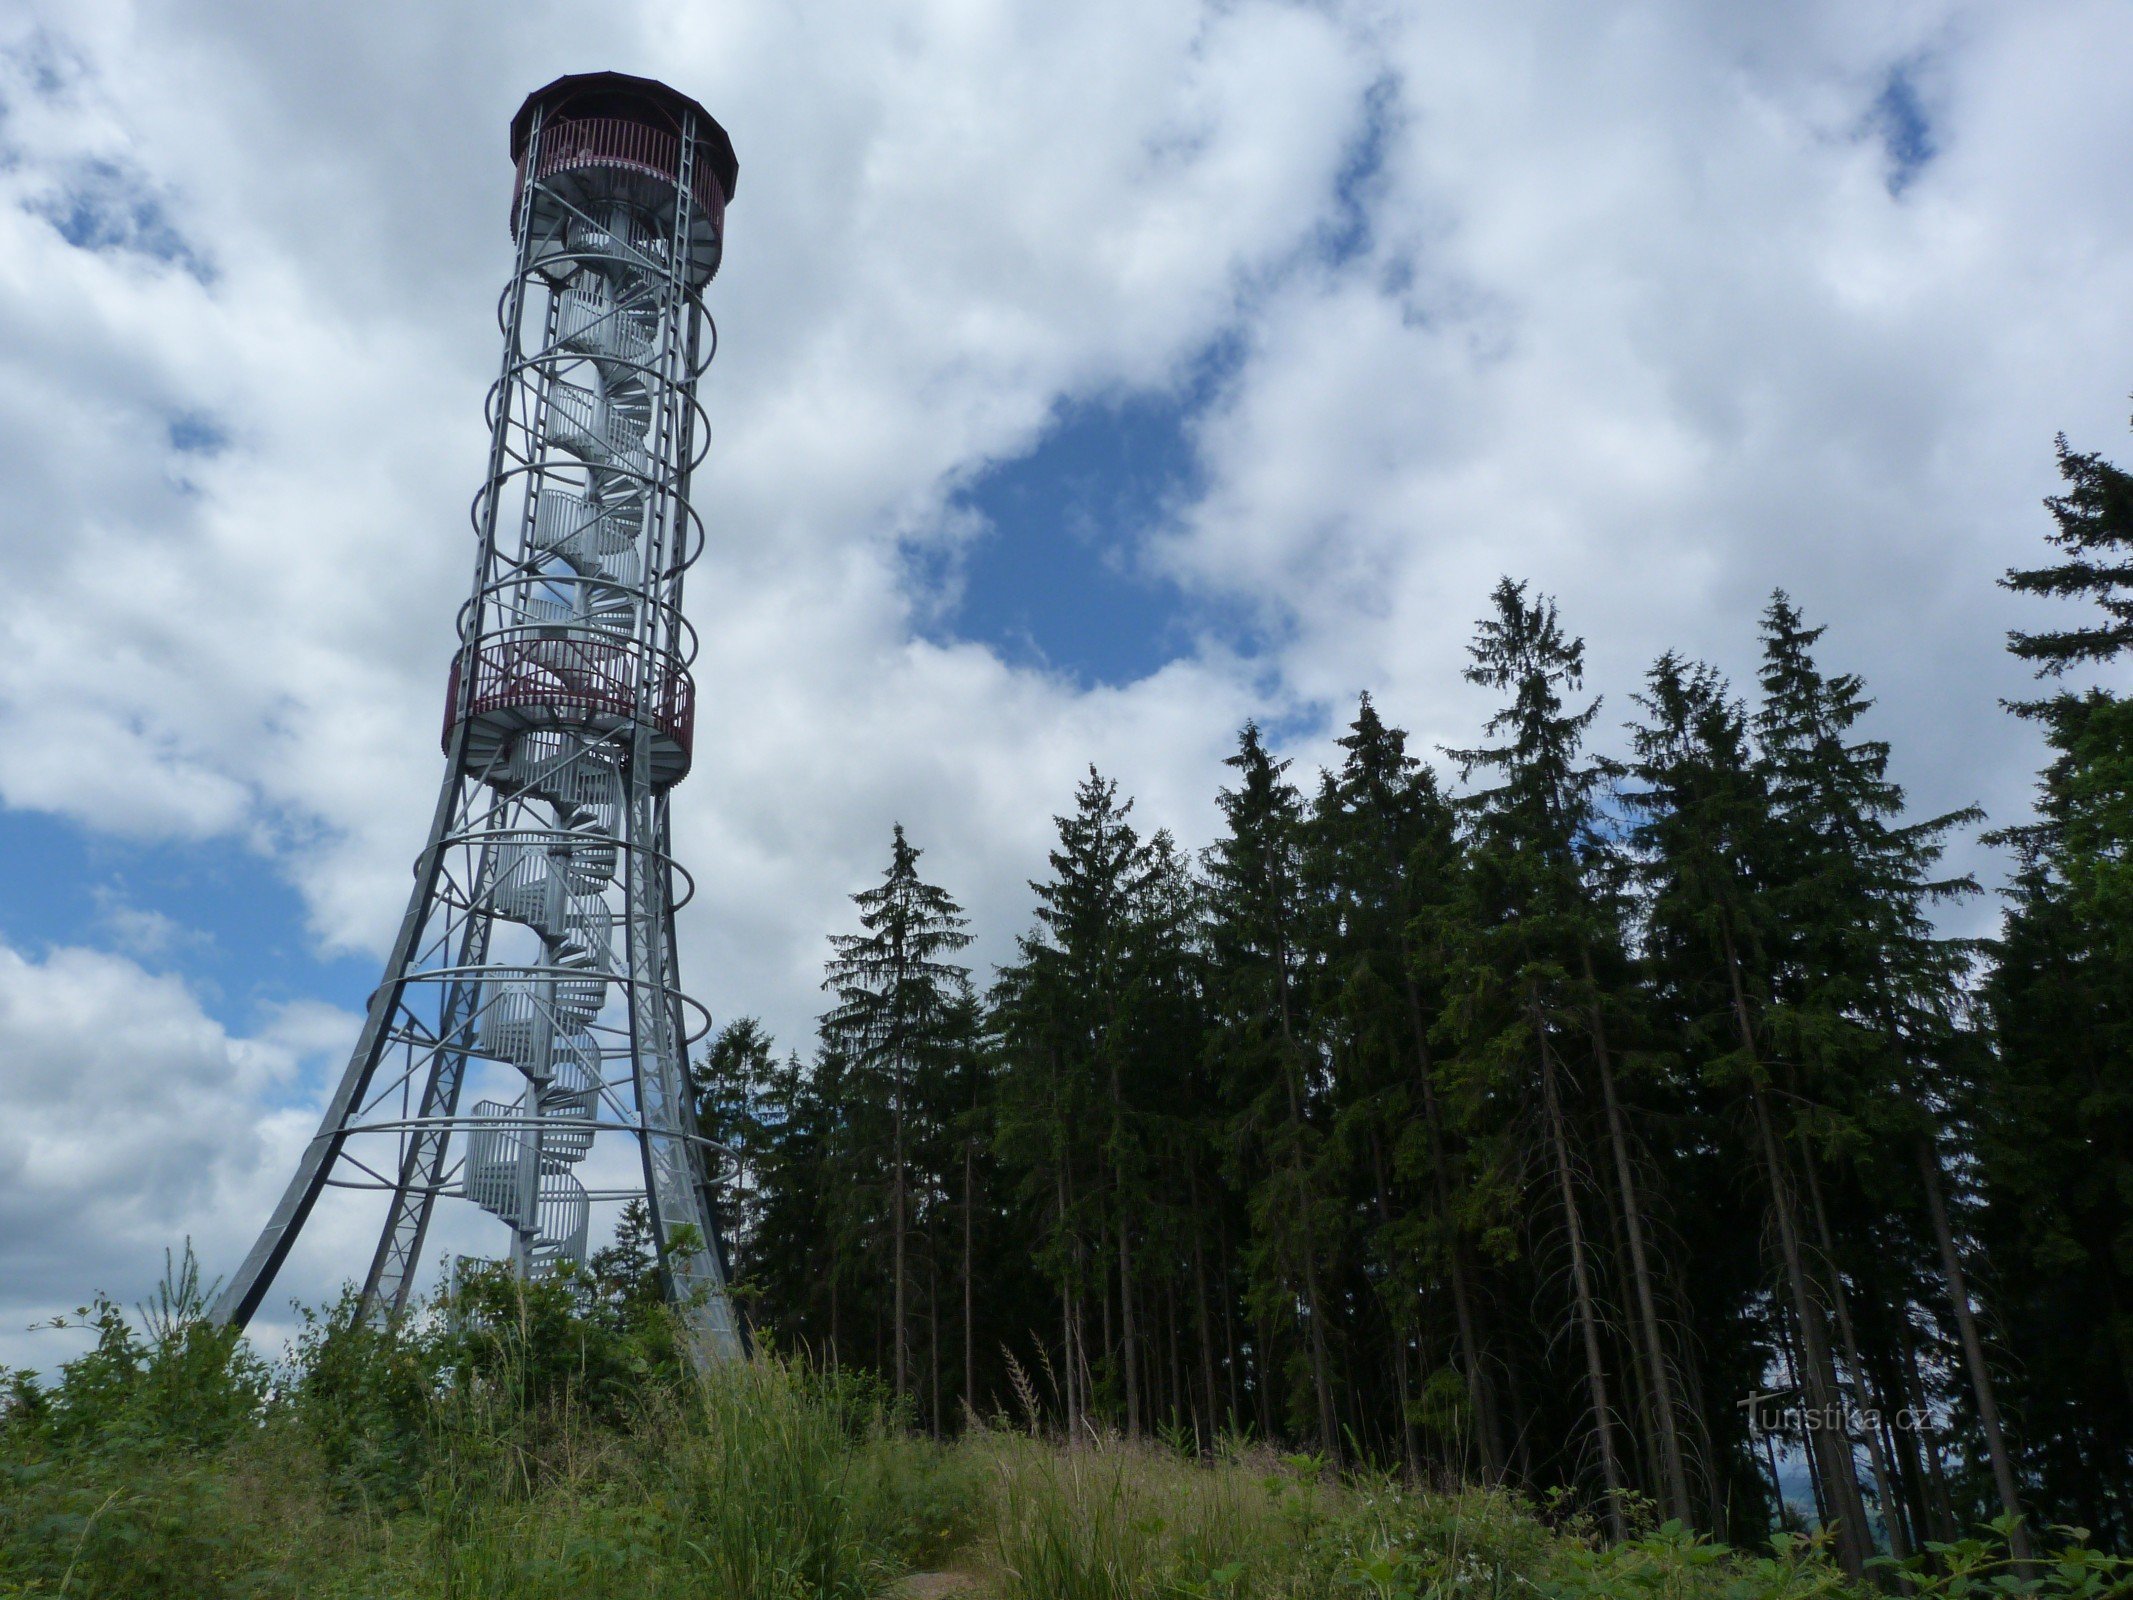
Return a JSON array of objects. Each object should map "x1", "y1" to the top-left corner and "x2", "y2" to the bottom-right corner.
[
  {"x1": 973, "y1": 1431, "x2": 1554, "y2": 1600},
  {"x1": 965, "y1": 1425, "x2": 2130, "y2": 1600},
  {"x1": 0, "y1": 1251, "x2": 951, "y2": 1598},
  {"x1": 4, "y1": 1247, "x2": 2124, "y2": 1599}
]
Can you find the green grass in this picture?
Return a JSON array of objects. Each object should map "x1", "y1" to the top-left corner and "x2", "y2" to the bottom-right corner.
[{"x1": 0, "y1": 1255, "x2": 2121, "y2": 1599}]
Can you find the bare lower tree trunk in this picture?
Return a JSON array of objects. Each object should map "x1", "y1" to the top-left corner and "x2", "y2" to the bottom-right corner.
[
  {"x1": 1596, "y1": 1160, "x2": 1660, "y2": 1493},
  {"x1": 1676, "y1": 1311, "x2": 1724, "y2": 1526},
  {"x1": 1297, "y1": 1190, "x2": 1340, "y2": 1457},
  {"x1": 1719, "y1": 928, "x2": 1870, "y2": 1577},
  {"x1": 1188, "y1": 1167, "x2": 1221, "y2": 1448},
  {"x1": 1749, "y1": 1085, "x2": 1872, "y2": 1578},
  {"x1": 1099, "y1": 1221, "x2": 1115, "y2": 1425},
  {"x1": 1058, "y1": 1162, "x2": 1078, "y2": 1435},
  {"x1": 1404, "y1": 974, "x2": 1507, "y2": 1481},
  {"x1": 1073, "y1": 1292, "x2": 1093, "y2": 1437},
  {"x1": 1218, "y1": 1210, "x2": 1243, "y2": 1430},
  {"x1": 1533, "y1": 990, "x2": 1627, "y2": 1539},
  {"x1": 1106, "y1": 1049, "x2": 1142, "y2": 1437},
  {"x1": 963, "y1": 1101, "x2": 977, "y2": 1421},
  {"x1": 1116, "y1": 1211, "x2": 1141, "y2": 1436},
  {"x1": 929, "y1": 1243, "x2": 942, "y2": 1437},
  {"x1": 1166, "y1": 1275, "x2": 1185, "y2": 1433},
  {"x1": 1897, "y1": 1311, "x2": 1959, "y2": 1542},
  {"x1": 1255, "y1": 1313, "x2": 1278, "y2": 1441},
  {"x1": 1854, "y1": 929, "x2": 2030, "y2": 1563},
  {"x1": 1369, "y1": 1130, "x2": 1423, "y2": 1475},
  {"x1": 1918, "y1": 1136, "x2": 2031, "y2": 1561},
  {"x1": 1581, "y1": 949, "x2": 1693, "y2": 1523},
  {"x1": 1798, "y1": 1140, "x2": 1912, "y2": 1562},
  {"x1": 1776, "y1": 1307, "x2": 1830, "y2": 1531},
  {"x1": 1271, "y1": 965, "x2": 1339, "y2": 1458},
  {"x1": 892, "y1": 1085, "x2": 908, "y2": 1405}
]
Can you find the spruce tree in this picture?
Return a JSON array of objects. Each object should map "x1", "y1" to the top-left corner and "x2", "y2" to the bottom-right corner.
[
  {"x1": 1625, "y1": 653, "x2": 1857, "y2": 1540},
  {"x1": 1309, "y1": 695, "x2": 1504, "y2": 1478},
  {"x1": 994, "y1": 770, "x2": 1216, "y2": 1437},
  {"x1": 1205, "y1": 723, "x2": 1345, "y2": 1457},
  {"x1": 1442, "y1": 579, "x2": 1637, "y2": 1535},
  {"x1": 691, "y1": 1016, "x2": 778, "y2": 1280},
  {"x1": 1752, "y1": 593, "x2": 2008, "y2": 1560},
  {"x1": 1980, "y1": 429, "x2": 2133, "y2": 1533},
  {"x1": 821, "y1": 825, "x2": 974, "y2": 1409}
]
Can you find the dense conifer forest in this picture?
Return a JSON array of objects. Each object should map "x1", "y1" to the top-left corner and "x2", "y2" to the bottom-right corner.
[{"x1": 691, "y1": 429, "x2": 2133, "y2": 1560}]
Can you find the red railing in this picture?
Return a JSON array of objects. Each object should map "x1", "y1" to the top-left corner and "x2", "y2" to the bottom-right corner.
[
  {"x1": 444, "y1": 635, "x2": 694, "y2": 758},
  {"x1": 511, "y1": 116, "x2": 725, "y2": 236}
]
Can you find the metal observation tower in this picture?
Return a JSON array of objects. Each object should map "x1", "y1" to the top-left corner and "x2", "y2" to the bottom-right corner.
[{"x1": 214, "y1": 73, "x2": 743, "y2": 1359}]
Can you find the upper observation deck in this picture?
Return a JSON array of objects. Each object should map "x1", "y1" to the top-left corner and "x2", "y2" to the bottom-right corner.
[{"x1": 508, "y1": 71, "x2": 738, "y2": 286}]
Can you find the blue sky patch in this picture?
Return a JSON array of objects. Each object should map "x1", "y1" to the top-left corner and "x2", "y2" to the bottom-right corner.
[
  {"x1": 32, "y1": 157, "x2": 212, "y2": 280},
  {"x1": 1870, "y1": 65, "x2": 1935, "y2": 196},
  {"x1": 1320, "y1": 75, "x2": 1399, "y2": 270},
  {"x1": 919, "y1": 340, "x2": 1242, "y2": 687},
  {"x1": 167, "y1": 412, "x2": 229, "y2": 456},
  {"x1": 0, "y1": 810, "x2": 372, "y2": 1050}
]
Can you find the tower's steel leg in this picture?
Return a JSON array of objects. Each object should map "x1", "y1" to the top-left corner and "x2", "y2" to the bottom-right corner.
[
  {"x1": 361, "y1": 849, "x2": 496, "y2": 1316},
  {"x1": 211, "y1": 747, "x2": 466, "y2": 1330}
]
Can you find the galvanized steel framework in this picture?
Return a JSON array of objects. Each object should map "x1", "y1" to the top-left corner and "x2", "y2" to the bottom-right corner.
[{"x1": 213, "y1": 75, "x2": 743, "y2": 1361}]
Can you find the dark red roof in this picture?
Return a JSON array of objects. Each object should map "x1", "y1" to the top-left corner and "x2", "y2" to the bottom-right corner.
[{"x1": 509, "y1": 71, "x2": 739, "y2": 204}]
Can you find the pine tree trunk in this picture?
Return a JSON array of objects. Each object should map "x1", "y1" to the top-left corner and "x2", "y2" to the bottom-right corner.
[
  {"x1": 1058, "y1": 1161, "x2": 1078, "y2": 1435},
  {"x1": 893, "y1": 1092, "x2": 908, "y2": 1404},
  {"x1": 1775, "y1": 1306, "x2": 1830, "y2": 1531},
  {"x1": 1369, "y1": 1128, "x2": 1423, "y2": 1475},
  {"x1": 1917, "y1": 1136, "x2": 2032, "y2": 1560},
  {"x1": 1579, "y1": 948, "x2": 1693, "y2": 1523},
  {"x1": 963, "y1": 1129, "x2": 976, "y2": 1422},
  {"x1": 1855, "y1": 930, "x2": 2030, "y2": 1561},
  {"x1": 1117, "y1": 1211, "x2": 1141, "y2": 1436},
  {"x1": 1073, "y1": 1291, "x2": 1093, "y2": 1438},
  {"x1": 1870, "y1": 1333, "x2": 1933, "y2": 1550},
  {"x1": 1109, "y1": 1050, "x2": 1142, "y2": 1436},
  {"x1": 1798, "y1": 1138, "x2": 1912, "y2": 1562},
  {"x1": 930, "y1": 1242, "x2": 943, "y2": 1437},
  {"x1": 1218, "y1": 1209, "x2": 1243, "y2": 1431},
  {"x1": 1403, "y1": 973, "x2": 1507, "y2": 1480},
  {"x1": 1675, "y1": 1310, "x2": 1724, "y2": 1527},
  {"x1": 1266, "y1": 897, "x2": 1340, "y2": 1461},
  {"x1": 1166, "y1": 1274, "x2": 1185, "y2": 1435},
  {"x1": 1532, "y1": 987, "x2": 1627, "y2": 1539},
  {"x1": 1255, "y1": 1313, "x2": 1278, "y2": 1441},
  {"x1": 1099, "y1": 1221, "x2": 1115, "y2": 1426},
  {"x1": 1188, "y1": 1166, "x2": 1221, "y2": 1447},
  {"x1": 1285, "y1": 1061, "x2": 1340, "y2": 1456},
  {"x1": 1897, "y1": 1311, "x2": 1959, "y2": 1542},
  {"x1": 1718, "y1": 926, "x2": 1871, "y2": 1576},
  {"x1": 1595, "y1": 1152, "x2": 1660, "y2": 1494},
  {"x1": 1748, "y1": 1084, "x2": 1872, "y2": 1577}
]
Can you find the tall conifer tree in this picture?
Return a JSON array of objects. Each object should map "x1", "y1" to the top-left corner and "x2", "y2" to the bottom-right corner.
[{"x1": 821, "y1": 825, "x2": 975, "y2": 1409}]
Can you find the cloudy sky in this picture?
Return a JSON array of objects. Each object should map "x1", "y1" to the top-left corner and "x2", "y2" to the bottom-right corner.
[{"x1": 3, "y1": 0, "x2": 2130, "y2": 1372}]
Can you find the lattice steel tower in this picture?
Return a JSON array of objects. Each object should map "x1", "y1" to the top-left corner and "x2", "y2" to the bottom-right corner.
[{"x1": 214, "y1": 73, "x2": 743, "y2": 1359}]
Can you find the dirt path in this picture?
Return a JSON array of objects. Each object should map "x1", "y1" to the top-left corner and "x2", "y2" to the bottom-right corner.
[{"x1": 892, "y1": 1572, "x2": 981, "y2": 1600}]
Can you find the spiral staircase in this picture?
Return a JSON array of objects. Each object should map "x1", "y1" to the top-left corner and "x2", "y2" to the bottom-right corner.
[{"x1": 457, "y1": 195, "x2": 667, "y2": 1274}]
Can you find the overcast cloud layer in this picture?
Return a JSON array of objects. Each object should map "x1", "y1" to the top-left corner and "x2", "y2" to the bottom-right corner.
[{"x1": 3, "y1": 0, "x2": 2130, "y2": 1371}]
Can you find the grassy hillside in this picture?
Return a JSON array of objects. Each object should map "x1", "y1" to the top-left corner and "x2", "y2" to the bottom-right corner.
[{"x1": 0, "y1": 1261, "x2": 2114, "y2": 1600}]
